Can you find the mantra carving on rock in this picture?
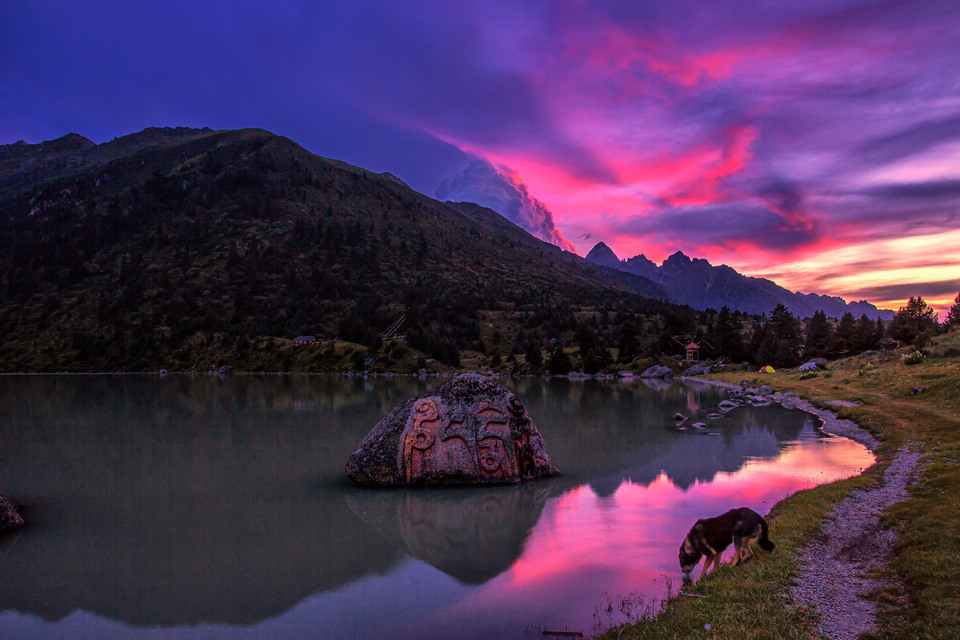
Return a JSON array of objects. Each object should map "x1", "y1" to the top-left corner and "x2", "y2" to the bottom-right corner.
[{"x1": 401, "y1": 397, "x2": 551, "y2": 482}]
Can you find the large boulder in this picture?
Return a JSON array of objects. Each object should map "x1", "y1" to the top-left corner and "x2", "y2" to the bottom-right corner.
[
  {"x1": 345, "y1": 374, "x2": 559, "y2": 486},
  {"x1": 1, "y1": 495, "x2": 24, "y2": 532},
  {"x1": 640, "y1": 365, "x2": 673, "y2": 379},
  {"x1": 683, "y1": 364, "x2": 710, "y2": 376}
]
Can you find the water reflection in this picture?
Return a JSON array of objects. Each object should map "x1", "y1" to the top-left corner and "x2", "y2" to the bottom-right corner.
[
  {"x1": 0, "y1": 375, "x2": 873, "y2": 638},
  {"x1": 346, "y1": 480, "x2": 554, "y2": 584}
]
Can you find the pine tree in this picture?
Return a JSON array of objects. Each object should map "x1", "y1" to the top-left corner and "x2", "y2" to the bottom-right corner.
[
  {"x1": 855, "y1": 314, "x2": 879, "y2": 352},
  {"x1": 836, "y1": 312, "x2": 857, "y2": 354},
  {"x1": 767, "y1": 304, "x2": 802, "y2": 366},
  {"x1": 709, "y1": 306, "x2": 745, "y2": 362},
  {"x1": 575, "y1": 322, "x2": 601, "y2": 359},
  {"x1": 525, "y1": 341, "x2": 543, "y2": 373},
  {"x1": 890, "y1": 296, "x2": 937, "y2": 344},
  {"x1": 803, "y1": 310, "x2": 834, "y2": 359},
  {"x1": 617, "y1": 321, "x2": 640, "y2": 362},
  {"x1": 546, "y1": 345, "x2": 572, "y2": 375},
  {"x1": 947, "y1": 291, "x2": 960, "y2": 329},
  {"x1": 746, "y1": 318, "x2": 767, "y2": 365}
]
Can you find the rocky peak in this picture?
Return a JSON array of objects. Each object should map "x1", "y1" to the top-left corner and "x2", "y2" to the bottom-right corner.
[
  {"x1": 619, "y1": 253, "x2": 657, "y2": 282},
  {"x1": 585, "y1": 241, "x2": 623, "y2": 269},
  {"x1": 660, "y1": 250, "x2": 693, "y2": 276}
]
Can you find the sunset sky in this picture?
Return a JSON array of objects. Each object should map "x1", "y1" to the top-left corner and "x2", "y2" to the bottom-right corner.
[{"x1": 2, "y1": 1, "x2": 958, "y2": 315}]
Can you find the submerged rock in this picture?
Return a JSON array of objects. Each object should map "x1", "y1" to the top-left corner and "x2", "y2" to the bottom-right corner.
[
  {"x1": 0, "y1": 495, "x2": 24, "y2": 532},
  {"x1": 345, "y1": 374, "x2": 559, "y2": 486}
]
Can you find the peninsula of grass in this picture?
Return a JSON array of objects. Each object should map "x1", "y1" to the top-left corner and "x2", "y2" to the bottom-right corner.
[{"x1": 599, "y1": 330, "x2": 960, "y2": 640}]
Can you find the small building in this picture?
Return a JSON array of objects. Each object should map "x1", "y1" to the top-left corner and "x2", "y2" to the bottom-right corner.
[
  {"x1": 685, "y1": 341, "x2": 700, "y2": 361},
  {"x1": 293, "y1": 336, "x2": 316, "y2": 344}
]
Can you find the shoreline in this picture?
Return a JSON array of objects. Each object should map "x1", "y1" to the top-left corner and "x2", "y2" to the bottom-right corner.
[{"x1": 681, "y1": 375, "x2": 881, "y2": 451}]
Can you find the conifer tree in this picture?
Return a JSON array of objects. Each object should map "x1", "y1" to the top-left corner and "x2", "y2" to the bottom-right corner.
[
  {"x1": 855, "y1": 314, "x2": 879, "y2": 352},
  {"x1": 803, "y1": 310, "x2": 834, "y2": 359},
  {"x1": 890, "y1": 296, "x2": 937, "y2": 344},
  {"x1": 947, "y1": 292, "x2": 960, "y2": 329},
  {"x1": 546, "y1": 344, "x2": 572, "y2": 375},
  {"x1": 836, "y1": 312, "x2": 857, "y2": 354}
]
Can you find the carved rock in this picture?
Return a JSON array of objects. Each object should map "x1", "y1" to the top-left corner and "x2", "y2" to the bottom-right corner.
[
  {"x1": 0, "y1": 495, "x2": 25, "y2": 533},
  {"x1": 345, "y1": 374, "x2": 559, "y2": 485}
]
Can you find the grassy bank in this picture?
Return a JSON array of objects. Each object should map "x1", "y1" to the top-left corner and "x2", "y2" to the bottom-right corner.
[{"x1": 600, "y1": 330, "x2": 960, "y2": 640}]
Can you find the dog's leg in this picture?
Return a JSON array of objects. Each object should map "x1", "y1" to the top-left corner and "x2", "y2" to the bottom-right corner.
[
  {"x1": 700, "y1": 552, "x2": 719, "y2": 578},
  {"x1": 741, "y1": 540, "x2": 754, "y2": 562},
  {"x1": 733, "y1": 538, "x2": 743, "y2": 565}
]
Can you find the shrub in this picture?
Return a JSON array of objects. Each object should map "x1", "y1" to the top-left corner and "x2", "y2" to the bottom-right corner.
[{"x1": 900, "y1": 351, "x2": 925, "y2": 366}]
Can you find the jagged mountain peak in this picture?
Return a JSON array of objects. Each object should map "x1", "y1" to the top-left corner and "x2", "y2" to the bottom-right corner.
[
  {"x1": 584, "y1": 240, "x2": 893, "y2": 319},
  {"x1": 585, "y1": 241, "x2": 622, "y2": 268}
]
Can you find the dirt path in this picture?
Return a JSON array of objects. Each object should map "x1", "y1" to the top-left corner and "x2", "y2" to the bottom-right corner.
[{"x1": 790, "y1": 445, "x2": 920, "y2": 639}]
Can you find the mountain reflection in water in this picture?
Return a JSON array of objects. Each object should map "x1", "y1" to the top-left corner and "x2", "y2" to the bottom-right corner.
[{"x1": 0, "y1": 375, "x2": 873, "y2": 639}]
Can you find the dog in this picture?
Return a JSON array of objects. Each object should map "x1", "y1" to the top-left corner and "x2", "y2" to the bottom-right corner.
[{"x1": 678, "y1": 507, "x2": 775, "y2": 578}]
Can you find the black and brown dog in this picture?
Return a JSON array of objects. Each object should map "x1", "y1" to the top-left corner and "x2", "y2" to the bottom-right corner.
[{"x1": 678, "y1": 507, "x2": 775, "y2": 578}]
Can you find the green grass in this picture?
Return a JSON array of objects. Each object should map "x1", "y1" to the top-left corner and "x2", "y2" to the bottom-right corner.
[{"x1": 598, "y1": 330, "x2": 960, "y2": 640}]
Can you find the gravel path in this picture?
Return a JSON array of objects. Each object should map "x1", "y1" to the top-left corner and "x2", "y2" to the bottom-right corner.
[{"x1": 791, "y1": 446, "x2": 921, "y2": 640}]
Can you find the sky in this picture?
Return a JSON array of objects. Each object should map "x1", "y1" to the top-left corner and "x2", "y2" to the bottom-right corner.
[{"x1": 2, "y1": 1, "x2": 959, "y2": 316}]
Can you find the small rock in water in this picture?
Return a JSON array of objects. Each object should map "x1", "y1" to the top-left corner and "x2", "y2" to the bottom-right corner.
[
  {"x1": 674, "y1": 412, "x2": 687, "y2": 421},
  {"x1": 692, "y1": 422, "x2": 707, "y2": 429}
]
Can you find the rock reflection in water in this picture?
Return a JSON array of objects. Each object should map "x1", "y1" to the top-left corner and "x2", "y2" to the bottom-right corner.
[{"x1": 347, "y1": 480, "x2": 554, "y2": 584}]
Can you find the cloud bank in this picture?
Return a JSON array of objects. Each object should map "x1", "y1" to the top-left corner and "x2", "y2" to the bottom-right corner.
[{"x1": 435, "y1": 157, "x2": 577, "y2": 252}]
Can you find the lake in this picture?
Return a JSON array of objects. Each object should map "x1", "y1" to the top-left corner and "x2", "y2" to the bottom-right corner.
[{"x1": 0, "y1": 374, "x2": 873, "y2": 639}]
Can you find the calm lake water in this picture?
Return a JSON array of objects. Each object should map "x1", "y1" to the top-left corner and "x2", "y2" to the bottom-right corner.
[{"x1": 0, "y1": 375, "x2": 872, "y2": 639}]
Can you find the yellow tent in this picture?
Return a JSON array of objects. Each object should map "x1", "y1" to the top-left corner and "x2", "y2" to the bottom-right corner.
[{"x1": 760, "y1": 365, "x2": 775, "y2": 373}]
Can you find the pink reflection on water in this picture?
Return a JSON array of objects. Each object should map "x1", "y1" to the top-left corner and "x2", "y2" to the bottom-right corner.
[{"x1": 450, "y1": 430, "x2": 874, "y2": 636}]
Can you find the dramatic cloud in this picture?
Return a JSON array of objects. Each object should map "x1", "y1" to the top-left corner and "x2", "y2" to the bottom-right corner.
[
  {"x1": 436, "y1": 157, "x2": 577, "y2": 252},
  {"x1": 2, "y1": 0, "x2": 959, "y2": 313},
  {"x1": 852, "y1": 280, "x2": 960, "y2": 306}
]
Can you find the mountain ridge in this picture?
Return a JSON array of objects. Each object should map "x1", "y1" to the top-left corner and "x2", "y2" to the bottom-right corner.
[{"x1": 584, "y1": 242, "x2": 894, "y2": 320}]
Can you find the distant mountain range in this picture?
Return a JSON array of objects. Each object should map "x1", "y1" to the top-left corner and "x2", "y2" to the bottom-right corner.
[{"x1": 585, "y1": 242, "x2": 894, "y2": 320}]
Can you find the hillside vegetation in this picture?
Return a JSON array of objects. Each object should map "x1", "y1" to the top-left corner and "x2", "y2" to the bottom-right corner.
[{"x1": 0, "y1": 127, "x2": 684, "y2": 372}]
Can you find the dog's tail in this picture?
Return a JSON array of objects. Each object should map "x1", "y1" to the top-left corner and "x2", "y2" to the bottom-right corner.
[{"x1": 758, "y1": 518, "x2": 775, "y2": 552}]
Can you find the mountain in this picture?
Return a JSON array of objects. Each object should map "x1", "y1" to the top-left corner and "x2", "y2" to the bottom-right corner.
[
  {"x1": 585, "y1": 243, "x2": 894, "y2": 320},
  {"x1": 0, "y1": 127, "x2": 683, "y2": 372}
]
